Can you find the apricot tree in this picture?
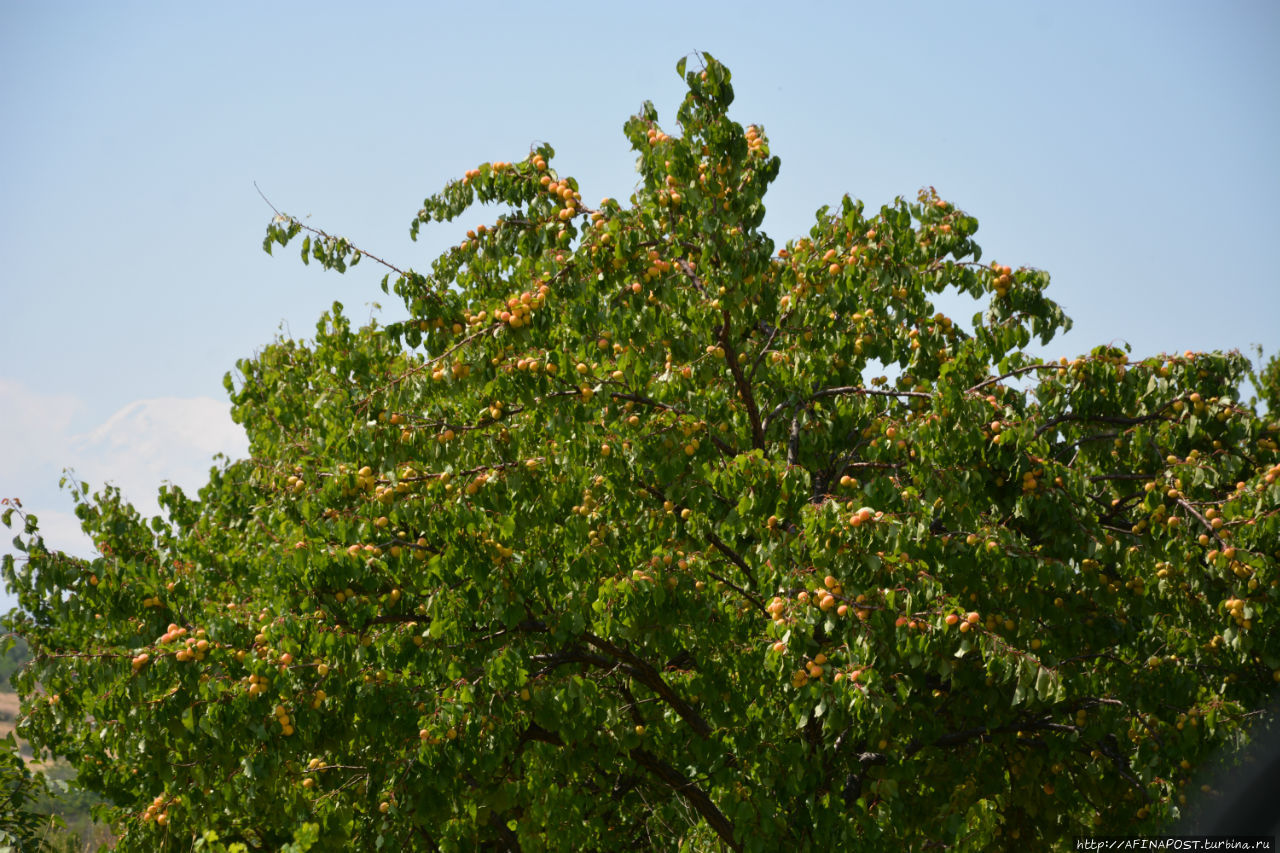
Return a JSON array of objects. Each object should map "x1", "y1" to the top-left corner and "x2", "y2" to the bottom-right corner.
[{"x1": 5, "y1": 54, "x2": 1280, "y2": 851}]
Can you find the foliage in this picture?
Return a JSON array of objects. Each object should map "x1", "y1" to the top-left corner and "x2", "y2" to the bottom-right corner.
[
  {"x1": 1, "y1": 732, "x2": 52, "y2": 852},
  {"x1": 4, "y1": 54, "x2": 1280, "y2": 851},
  {"x1": 1254, "y1": 351, "x2": 1280, "y2": 416}
]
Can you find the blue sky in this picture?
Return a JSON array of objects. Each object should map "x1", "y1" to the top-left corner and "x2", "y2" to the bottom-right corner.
[{"x1": 2, "y1": 1, "x2": 1278, "y2": 612}]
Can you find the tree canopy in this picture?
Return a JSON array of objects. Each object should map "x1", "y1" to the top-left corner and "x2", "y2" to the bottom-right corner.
[{"x1": 4, "y1": 54, "x2": 1280, "y2": 851}]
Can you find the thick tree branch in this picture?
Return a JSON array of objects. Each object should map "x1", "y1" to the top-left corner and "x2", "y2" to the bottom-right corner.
[
  {"x1": 719, "y1": 309, "x2": 766, "y2": 450},
  {"x1": 906, "y1": 713, "x2": 1079, "y2": 756},
  {"x1": 787, "y1": 416, "x2": 802, "y2": 467},
  {"x1": 584, "y1": 634, "x2": 711, "y2": 738},
  {"x1": 704, "y1": 531, "x2": 762, "y2": 607},
  {"x1": 529, "y1": 648, "x2": 616, "y2": 678},
  {"x1": 630, "y1": 748, "x2": 741, "y2": 852},
  {"x1": 519, "y1": 722, "x2": 565, "y2": 748}
]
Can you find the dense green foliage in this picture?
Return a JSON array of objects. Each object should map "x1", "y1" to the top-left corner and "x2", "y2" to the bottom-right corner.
[{"x1": 4, "y1": 55, "x2": 1280, "y2": 850}]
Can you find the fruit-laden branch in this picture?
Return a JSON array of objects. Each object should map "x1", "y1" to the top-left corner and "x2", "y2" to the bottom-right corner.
[
  {"x1": 900, "y1": 700, "x2": 1130, "y2": 759},
  {"x1": 357, "y1": 323, "x2": 498, "y2": 410},
  {"x1": 911, "y1": 715, "x2": 1078, "y2": 752},
  {"x1": 1086, "y1": 473, "x2": 1152, "y2": 481},
  {"x1": 610, "y1": 391, "x2": 687, "y2": 415},
  {"x1": 396, "y1": 458, "x2": 531, "y2": 484},
  {"x1": 1175, "y1": 497, "x2": 1226, "y2": 545},
  {"x1": 719, "y1": 309, "x2": 766, "y2": 450},
  {"x1": 1055, "y1": 431, "x2": 1121, "y2": 463},
  {"x1": 703, "y1": 565, "x2": 765, "y2": 614},
  {"x1": 519, "y1": 722, "x2": 565, "y2": 748},
  {"x1": 1093, "y1": 733, "x2": 1151, "y2": 802},
  {"x1": 674, "y1": 257, "x2": 709, "y2": 295},
  {"x1": 610, "y1": 392, "x2": 737, "y2": 455},
  {"x1": 629, "y1": 747, "x2": 742, "y2": 853},
  {"x1": 635, "y1": 481, "x2": 762, "y2": 601},
  {"x1": 900, "y1": 692, "x2": 1149, "y2": 788}
]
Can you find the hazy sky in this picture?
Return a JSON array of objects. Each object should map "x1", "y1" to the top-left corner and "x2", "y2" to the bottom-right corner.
[{"x1": 2, "y1": 1, "x2": 1278, "y2": 612}]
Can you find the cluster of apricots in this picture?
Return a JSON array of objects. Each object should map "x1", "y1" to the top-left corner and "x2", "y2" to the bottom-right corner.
[
  {"x1": 273, "y1": 702, "x2": 296, "y2": 736},
  {"x1": 539, "y1": 174, "x2": 582, "y2": 221},
  {"x1": 644, "y1": 125, "x2": 672, "y2": 146},
  {"x1": 141, "y1": 793, "x2": 176, "y2": 826},
  {"x1": 156, "y1": 623, "x2": 210, "y2": 662},
  {"x1": 991, "y1": 262, "x2": 1015, "y2": 297}
]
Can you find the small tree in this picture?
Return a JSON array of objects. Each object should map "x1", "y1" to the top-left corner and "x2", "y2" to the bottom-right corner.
[{"x1": 4, "y1": 54, "x2": 1279, "y2": 851}]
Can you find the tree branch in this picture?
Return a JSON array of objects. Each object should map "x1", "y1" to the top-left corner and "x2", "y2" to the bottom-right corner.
[
  {"x1": 630, "y1": 748, "x2": 741, "y2": 852},
  {"x1": 257, "y1": 185, "x2": 422, "y2": 284},
  {"x1": 584, "y1": 634, "x2": 711, "y2": 738},
  {"x1": 719, "y1": 309, "x2": 766, "y2": 450},
  {"x1": 787, "y1": 416, "x2": 801, "y2": 467},
  {"x1": 1176, "y1": 497, "x2": 1224, "y2": 546},
  {"x1": 965, "y1": 363, "x2": 1067, "y2": 393},
  {"x1": 1034, "y1": 410, "x2": 1168, "y2": 439},
  {"x1": 763, "y1": 386, "x2": 927, "y2": 433},
  {"x1": 704, "y1": 531, "x2": 762, "y2": 607},
  {"x1": 748, "y1": 321, "x2": 783, "y2": 382}
]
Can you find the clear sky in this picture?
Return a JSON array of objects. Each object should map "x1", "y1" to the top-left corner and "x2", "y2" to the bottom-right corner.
[{"x1": 2, "y1": 1, "x2": 1278, "y2": 612}]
